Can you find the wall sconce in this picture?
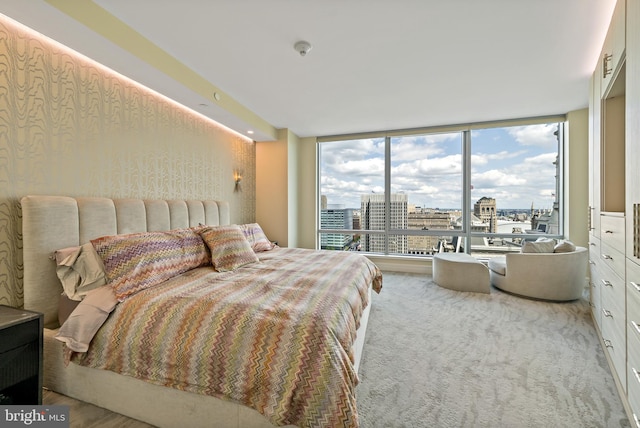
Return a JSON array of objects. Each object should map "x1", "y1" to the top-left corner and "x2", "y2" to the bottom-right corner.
[{"x1": 234, "y1": 170, "x2": 242, "y2": 192}]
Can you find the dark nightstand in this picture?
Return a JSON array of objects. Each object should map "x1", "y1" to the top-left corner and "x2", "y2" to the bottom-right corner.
[{"x1": 0, "y1": 305, "x2": 43, "y2": 405}]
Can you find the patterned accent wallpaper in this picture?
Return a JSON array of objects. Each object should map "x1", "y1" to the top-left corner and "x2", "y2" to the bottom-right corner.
[{"x1": 0, "y1": 18, "x2": 256, "y2": 307}]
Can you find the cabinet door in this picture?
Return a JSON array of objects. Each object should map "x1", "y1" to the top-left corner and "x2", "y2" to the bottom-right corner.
[
  {"x1": 627, "y1": 0, "x2": 640, "y2": 261},
  {"x1": 590, "y1": 72, "x2": 602, "y2": 236},
  {"x1": 628, "y1": 258, "x2": 640, "y2": 330},
  {"x1": 628, "y1": 258, "x2": 640, "y2": 414},
  {"x1": 590, "y1": 238, "x2": 603, "y2": 329},
  {"x1": 627, "y1": 333, "x2": 640, "y2": 422},
  {"x1": 601, "y1": 0, "x2": 626, "y2": 96},
  {"x1": 602, "y1": 291, "x2": 627, "y2": 391}
]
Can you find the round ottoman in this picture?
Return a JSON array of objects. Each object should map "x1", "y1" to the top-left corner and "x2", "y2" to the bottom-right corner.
[{"x1": 432, "y1": 253, "x2": 490, "y2": 294}]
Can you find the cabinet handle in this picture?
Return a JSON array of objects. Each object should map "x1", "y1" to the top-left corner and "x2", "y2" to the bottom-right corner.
[
  {"x1": 589, "y1": 260, "x2": 595, "y2": 265},
  {"x1": 589, "y1": 242, "x2": 596, "y2": 246},
  {"x1": 632, "y1": 282, "x2": 640, "y2": 293},
  {"x1": 604, "y1": 230, "x2": 614, "y2": 234},
  {"x1": 601, "y1": 279, "x2": 613, "y2": 287},
  {"x1": 602, "y1": 254, "x2": 613, "y2": 260},
  {"x1": 602, "y1": 309, "x2": 613, "y2": 318},
  {"x1": 634, "y1": 368, "x2": 640, "y2": 385},
  {"x1": 635, "y1": 203, "x2": 640, "y2": 259},
  {"x1": 603, "y1": 53, "x2": 613, "y2": 78},
  {"x1": 604, "y1": 339, "x2": 613, "y2": 349}
]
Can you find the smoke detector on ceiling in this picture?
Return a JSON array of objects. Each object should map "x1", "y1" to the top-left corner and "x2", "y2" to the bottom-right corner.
[{"x1": 294, "y1": 41, "x2": 312, "y2": 57}]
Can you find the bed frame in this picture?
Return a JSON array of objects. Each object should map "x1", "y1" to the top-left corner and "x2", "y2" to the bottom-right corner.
[{"x1": 21, "y1": 195, "x2": 372, "y2": 428}]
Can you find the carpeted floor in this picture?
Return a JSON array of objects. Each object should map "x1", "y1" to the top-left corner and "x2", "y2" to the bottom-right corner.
[{"x1": 356, "y1": 272, "x2": 631, "y2": 428}]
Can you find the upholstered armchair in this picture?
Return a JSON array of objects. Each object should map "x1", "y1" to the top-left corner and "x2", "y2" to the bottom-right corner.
[{"x1": 488, "y1": 245, "x2": 588, "y2": 301}]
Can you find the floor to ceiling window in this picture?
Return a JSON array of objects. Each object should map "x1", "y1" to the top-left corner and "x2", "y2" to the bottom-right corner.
[
  {"x1": 318, "y1": 117, "x2": 564, "y2": 257},
  {"x1": 469, "y1": 122, "x2": 563, "y2": 257},
  {"x1": 388, "y1": 132, "x2": 463, "y2": 255}
]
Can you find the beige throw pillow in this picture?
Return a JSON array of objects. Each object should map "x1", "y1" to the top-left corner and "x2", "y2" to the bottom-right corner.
[
  {"x1": 199, "y1": 225, "x2": 259, "y2": 272},
  {"x1": 554, "y1": 240, "x2": 577, "y2": 253}
]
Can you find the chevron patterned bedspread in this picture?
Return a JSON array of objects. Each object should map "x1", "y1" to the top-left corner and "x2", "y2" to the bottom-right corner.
[{"x1": 72, "y1": 247, "x2": 382, "y2": 428}]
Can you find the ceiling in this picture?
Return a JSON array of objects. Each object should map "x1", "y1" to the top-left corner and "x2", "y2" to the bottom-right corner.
[{"x1": 1, "y1": 0, "x2": 617, "y2": 141}]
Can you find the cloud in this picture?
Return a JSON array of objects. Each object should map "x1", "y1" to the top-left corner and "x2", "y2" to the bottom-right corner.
[
  {"x1": 523, "y1": 152, "x2": 557, "y2": 165},
  {"x1": 331, "y1": 158, "x2": 385, "y2": 175},
  {"x1": 537, "y1": 188, "x2": 556, "y2": 198},
  {"x1": 507, "y1": 123, "x2": 558, "y2": 147},
  {"x1": 472, "y1": 169, "x2": 527, "y2": 188},
  {"x1": 321, "y1": 175, "x2": 384, "y2": 196},
  {"x1": 392, "y1": 154, "x2": 462, "y2": 177},
  {"x1": 390, "y1": 133, "x2": 460, "y2": 161},
  {"x1": 472, "y1": 150, "x2": 526, "y2": 166},
  {"x1": 391, "y1": 175, "x2": 440, "y2": 194},
  {"x1": 320, "y1": 138, "x2": 385, "y2": 165}
]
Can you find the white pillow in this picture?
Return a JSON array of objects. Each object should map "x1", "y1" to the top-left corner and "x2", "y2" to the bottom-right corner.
[
  {"x1": 55, "y1": 286, "x2": 118, "y2": 353},
  {"x1": 55, "y1": 243, "x2": 107, "y2": 301},
  {"x1": 521, "y1": 239, "x2": 556, "y2": 253}
]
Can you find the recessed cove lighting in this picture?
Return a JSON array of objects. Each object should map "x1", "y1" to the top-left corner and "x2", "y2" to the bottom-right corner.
[{"x1": 0, "y1": 14, "x2": 254, "y2": 142}]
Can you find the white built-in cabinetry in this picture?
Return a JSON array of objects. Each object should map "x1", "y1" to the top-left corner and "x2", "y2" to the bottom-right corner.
[
  {"x1": 590, "y1": 0, "x2": 640, "y2": 424},
  {"x1": 601, "y1": 0, "x2": 627, "y2": 95},
  {"x1": 626, "y1": 0, "x2": 640, "y2": 423}
]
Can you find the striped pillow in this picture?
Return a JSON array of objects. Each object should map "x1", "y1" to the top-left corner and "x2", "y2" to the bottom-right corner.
[
  {"x1": 239, "y1": 223, "x2": 274, "y2": 252},
  {"x1": 92, "y1": 228, "x2": 209, "y2": 301},
  {"x1": 199, "y1": 225, "x2": 259, "y2": 272}
]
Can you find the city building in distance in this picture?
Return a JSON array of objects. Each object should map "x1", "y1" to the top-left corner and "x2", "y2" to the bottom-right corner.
[{"x1": 320, "y1": 193, "x2": 558, "y2": 256}]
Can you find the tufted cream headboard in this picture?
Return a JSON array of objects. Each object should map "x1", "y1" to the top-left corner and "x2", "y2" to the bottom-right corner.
[{"x1": 21, "y1": 195, "x2": 230, "y2": 328}]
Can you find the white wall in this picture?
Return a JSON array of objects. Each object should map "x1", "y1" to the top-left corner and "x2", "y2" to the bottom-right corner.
[
  {"x1": 256, "y1": 130, "x2": 289, "y2": 247},
  {"x1": 297, "y1": 137, "x2": 318, "y2": 249}
]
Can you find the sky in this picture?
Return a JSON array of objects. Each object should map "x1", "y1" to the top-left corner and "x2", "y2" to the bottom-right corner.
[{"x1": 320, "y1": 122, "x2": 560, "y2": 211}]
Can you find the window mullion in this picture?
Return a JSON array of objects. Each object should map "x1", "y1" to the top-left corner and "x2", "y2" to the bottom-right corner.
[
  {"x1": 557, "y1": 123, "x2": 565, "y2": 237},
  {"x1": 384, "y1": 135, "x2": 391, "y2": 255},
  {"x1": 463, "y1": 130, "x2": 471, "y2": 253}
]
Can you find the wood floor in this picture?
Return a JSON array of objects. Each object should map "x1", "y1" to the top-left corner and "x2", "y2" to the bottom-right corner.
[{"x1": 43, "y1": 389, "x2": 155, "y2": 428}]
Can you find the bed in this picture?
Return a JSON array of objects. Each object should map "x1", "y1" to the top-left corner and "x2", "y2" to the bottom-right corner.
[{"x1": 20, "y1": 195, "x2": 382, "y2": 428}]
